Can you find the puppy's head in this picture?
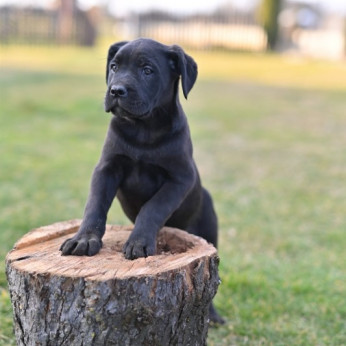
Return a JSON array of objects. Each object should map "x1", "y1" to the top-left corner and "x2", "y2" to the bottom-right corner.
[{"x1": 104, "y1": 38, "x2": 197, "y2": 119}]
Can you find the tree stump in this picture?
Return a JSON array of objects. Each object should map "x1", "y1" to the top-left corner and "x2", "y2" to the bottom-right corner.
[{"x1": 6, "y1": 220, "x2": 220, "y2": 346}]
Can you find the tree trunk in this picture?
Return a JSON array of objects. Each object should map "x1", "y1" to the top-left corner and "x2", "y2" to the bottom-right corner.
[{"x1": 6, "y1": 220, "x2": 220, "y2": 346}]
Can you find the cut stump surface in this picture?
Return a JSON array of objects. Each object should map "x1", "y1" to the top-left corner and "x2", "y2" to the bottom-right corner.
[{"x1": 6, "y1": 220, "x2": 220, "y2": 346}]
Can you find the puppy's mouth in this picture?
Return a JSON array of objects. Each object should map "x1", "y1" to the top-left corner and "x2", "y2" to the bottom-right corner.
[{"x1": 104, "y1": 97, "x2": 150, "y2": 119}]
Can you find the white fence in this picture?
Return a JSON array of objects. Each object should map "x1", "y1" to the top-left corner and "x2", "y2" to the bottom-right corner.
[{"x1": 292, "y1": 29, "x2": 345, "y2": 61}]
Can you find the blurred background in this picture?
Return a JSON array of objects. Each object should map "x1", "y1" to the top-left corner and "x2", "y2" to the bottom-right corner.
[
  {"x1": 1, "y1": 1, "x2": 346, "y2": 345},
  {"x1": 1, "y1": 0, "x2": 346, "y2": 59}
]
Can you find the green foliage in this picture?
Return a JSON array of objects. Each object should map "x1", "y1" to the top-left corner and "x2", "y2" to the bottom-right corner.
[{"x1": 1, "y1": 46, "x2": 345, "y2": 345}]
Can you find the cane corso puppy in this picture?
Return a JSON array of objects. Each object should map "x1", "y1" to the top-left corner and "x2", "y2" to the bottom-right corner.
[{"x1": 60, "y1": 38, "x2": 223, "y2": 323}]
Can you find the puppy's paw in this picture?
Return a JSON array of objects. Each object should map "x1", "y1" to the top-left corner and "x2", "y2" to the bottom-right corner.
[
  {"x1": 209, "y1": 303, "x2": 225, "y2": 326},
  {"x1": 123, "y1": 237, "x2": 156, "y2": 260},
  {"x1": 60, "y1": 234, "x2": 102, "y2": 256}
]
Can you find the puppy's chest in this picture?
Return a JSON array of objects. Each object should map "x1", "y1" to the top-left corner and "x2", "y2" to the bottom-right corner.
[{"x1": 120, "y1": 161, "x2": 167, "y2": 195}]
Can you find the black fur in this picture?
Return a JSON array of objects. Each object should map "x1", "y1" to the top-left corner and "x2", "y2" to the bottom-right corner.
[{"x1": 60, "y1": 38, "x2": 224, "y2": 324}]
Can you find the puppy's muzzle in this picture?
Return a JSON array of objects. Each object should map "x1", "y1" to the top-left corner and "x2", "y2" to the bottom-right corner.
[
  {"x1": 105, "y1": 84, "x2": 149, "y2": 117},
  {"x1": 105, "y1": 84, "x2": 128, "y2": 113}
]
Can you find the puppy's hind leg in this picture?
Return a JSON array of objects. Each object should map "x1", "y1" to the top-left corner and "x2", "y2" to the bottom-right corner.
[
  {"x1": 188, "y1": 188, "x2": 225, "y2": 325},
  {"x1": 188, "y1": 188, "x2": 218, "y2": 248}
]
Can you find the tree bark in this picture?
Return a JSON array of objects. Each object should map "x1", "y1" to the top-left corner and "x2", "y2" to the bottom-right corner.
[{"x1": 6, "y1": 220, "x2": 220, "y2": 346}]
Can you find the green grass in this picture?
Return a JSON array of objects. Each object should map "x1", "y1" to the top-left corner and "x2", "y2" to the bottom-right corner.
[{"x1": 1, "y1": 43, "x2": 346, "y2": 345}]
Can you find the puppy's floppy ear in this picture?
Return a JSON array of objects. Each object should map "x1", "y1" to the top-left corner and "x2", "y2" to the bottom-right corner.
[
  {"x1": 106, "y1": 41, "x2": 128, "y2": 83},
  {"x1": 168, "y1": 45, "x2": 198, "y2": 99}
]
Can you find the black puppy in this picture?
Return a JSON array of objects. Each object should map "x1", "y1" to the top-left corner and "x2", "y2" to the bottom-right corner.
[{"x1": 60, "y1": 38, "x2": 223, "y2": 324}]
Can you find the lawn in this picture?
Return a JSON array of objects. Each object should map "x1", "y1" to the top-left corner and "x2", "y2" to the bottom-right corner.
[{"x1": 1, "y1": 42, "x2": 346, "y2": 345}]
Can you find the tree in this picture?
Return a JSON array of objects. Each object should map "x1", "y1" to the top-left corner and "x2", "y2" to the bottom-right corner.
[{"x1": 258, "y1": 0, "x2": 282, "y2": 50}]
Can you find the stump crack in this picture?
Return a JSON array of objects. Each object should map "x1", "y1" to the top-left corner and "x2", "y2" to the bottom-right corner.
[
  {"x1": 58, "y1": 327, "x2": 73, "y2": 346},
  {"x1": 14, "y1": 311, "x2": 25, "y2": 344},
  {"x1": 13, "y1": 255, "x2": 34, "y2": 262}
]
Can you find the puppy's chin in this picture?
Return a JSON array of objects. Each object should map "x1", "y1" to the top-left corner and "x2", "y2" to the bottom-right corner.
[
  {"x1": 104, "y1": 98, "x2": 116, "y2": 113},
  {"x1": 105, "y1": 104, "x2": 150, "y2": 120}
]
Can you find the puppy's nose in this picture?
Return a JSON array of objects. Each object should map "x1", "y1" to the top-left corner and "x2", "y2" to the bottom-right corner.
[{"x1": 110, "y1": 85, "x2": 128, "y2": 97}]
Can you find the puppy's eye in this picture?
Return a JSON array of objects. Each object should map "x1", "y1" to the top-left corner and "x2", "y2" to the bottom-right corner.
[
  {"x1": 110, "y1": 63, "x2": 118, "y2": 72},
  {"x1": 143, "y1": 67, "x2": 153, "y2": 75}
]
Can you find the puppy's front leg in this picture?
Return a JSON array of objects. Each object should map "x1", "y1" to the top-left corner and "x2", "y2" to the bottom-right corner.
[
  {"x1": 60, "y1": 162, "x2": 121, "y2": 256},
  {"x1": 123, "y1": 176, "x2": 193, "y2": 260}
]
